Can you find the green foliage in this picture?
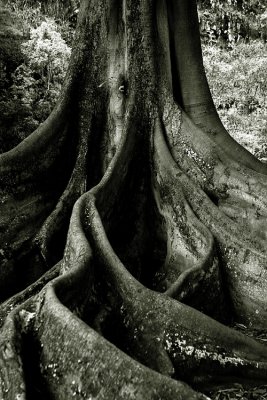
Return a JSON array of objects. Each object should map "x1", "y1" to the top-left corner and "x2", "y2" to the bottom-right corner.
[
  {"x1": 18, "y1": 19, "x2": 71, "y2": 88},
  {"x1": 0, "y1": 7, "x2": 25, "y2": 85},
  {"x1": 40, "y1": 0, "x2": 80, "y2": 24},
  {"x1": 198, "y1": 0, "x2": 267, "y2": 47},
  {"x1": 3, "y1": 0, "x2": 43, "y2": 29},
  {"x1": 203, "y1": 41, "x2": 267, "y2": 159},
  {"x1": 1, "y1": 0, "x2": 75, "y2": 45},
  {"x1": 0, "y1": 19, "x2": 71, "y2": 151},
  {"x1": 199, "y1": 0, "x2": 267, "y2": 160}
]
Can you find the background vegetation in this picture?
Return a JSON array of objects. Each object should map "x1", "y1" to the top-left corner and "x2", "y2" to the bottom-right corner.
[
  {"x1": 0, "y1": 0, "x2": 75, "y2": 151},
  {"x1": 203, "y1": 40, "x2": 267, "y2": 159},
  {"x1": 198, "y1": 0, "x2": 267, "y2": 160}
]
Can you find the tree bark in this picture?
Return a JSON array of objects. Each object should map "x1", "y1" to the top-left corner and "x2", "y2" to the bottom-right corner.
[{"x1": 0, "y1": 0, "x2": 266, "y2": 398}]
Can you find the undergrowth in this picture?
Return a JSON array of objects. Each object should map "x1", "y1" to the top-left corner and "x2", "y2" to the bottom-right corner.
[
  {"x1": 0, "y1": 2, "x2": 72, "y2": 151},
  {"x1": 0, "y1": 0, "x2": 76, "y2": 44},
  {"x1": 203, "y1": 40, "x2": 267, "y2": 160}
]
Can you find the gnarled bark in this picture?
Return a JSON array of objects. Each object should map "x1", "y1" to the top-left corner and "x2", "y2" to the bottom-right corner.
[{"x1": 0, "y1": 0, "x2": 266, "y2": 398}]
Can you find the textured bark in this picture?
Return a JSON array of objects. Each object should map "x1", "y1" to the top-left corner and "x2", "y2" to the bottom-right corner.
[{"x1": 0, "y1": 0, "x2": 266, "y2": 399}]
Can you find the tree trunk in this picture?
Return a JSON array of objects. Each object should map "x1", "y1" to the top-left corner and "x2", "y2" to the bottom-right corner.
[{"x1": 0, "y1": 0, "x2": 266, "y2": 398}]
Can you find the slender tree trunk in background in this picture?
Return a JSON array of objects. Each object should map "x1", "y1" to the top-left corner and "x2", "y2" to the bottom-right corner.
[{"x1": 0, "y1": 0, "x2": 266, "y2": 398}]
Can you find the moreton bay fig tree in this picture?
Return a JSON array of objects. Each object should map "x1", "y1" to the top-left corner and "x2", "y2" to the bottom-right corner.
[{"x1": 0, "y1": 0, "x2": 266, "y2": 398}]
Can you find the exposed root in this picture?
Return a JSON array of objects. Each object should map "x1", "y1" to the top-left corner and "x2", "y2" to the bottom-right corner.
[
  {"x1": 166, "y1": 0, "x2": 267, "y2": 174},
  {"x1": 162, "y1": 98, "x2": 267, "y2": 238},
  {"x1": 83, "y1": 192, "x2": 267, "y2": 386},
  {"x1": 151, "y1": 119, "x2": 225, "y2": 317},
  {"x1": 154, "y1": 115, "x2": 267, "y2": 328}
]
